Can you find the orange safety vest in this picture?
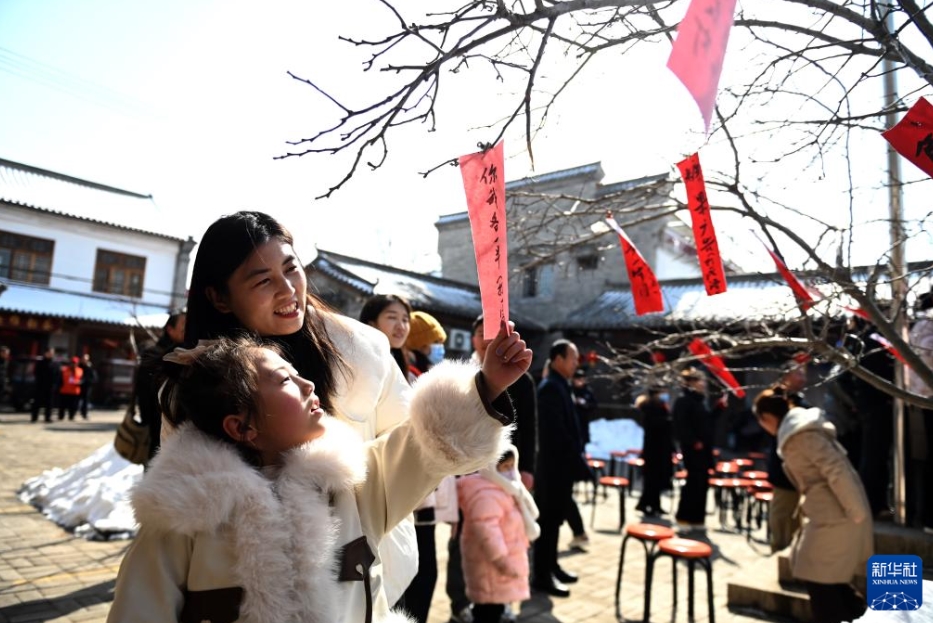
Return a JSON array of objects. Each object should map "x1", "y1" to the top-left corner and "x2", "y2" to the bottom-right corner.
[{"x1": 59, "y1": 366, "x2": 83, "y2": 396}]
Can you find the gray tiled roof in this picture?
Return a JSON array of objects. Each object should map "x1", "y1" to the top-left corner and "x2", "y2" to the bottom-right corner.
[
  {"x1": 0, "y1": 157, "x2": 186, "y2": 242},
  {"x1": 557, "y1": 265, "x2": 933, "y2": 331},
  {"x1": 310, "y1": 250, "x2": 544, "y2": 329}
]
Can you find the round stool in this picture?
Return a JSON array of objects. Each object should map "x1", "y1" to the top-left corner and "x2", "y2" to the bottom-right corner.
[
  {"x1": 732, "y1": 458, "x2": 754, "y2": 468},
  {"x1": 590, "y1": 476, "x2": 630, "y2": 531},
  {"x1": 625, "y1": 456, "x2": 645, "y2": 496},
  {"x1": 586, "y1": 458, "x2": 607, "y2": 502},
  {"x1": 614, "y1": 523, "x2": 676, "y2": 621},
  {"x1": 742, "y1": 470, "x2": 769, "y2": 481},
  {"x1": 645, "y1": 537, "x2": 715, "y2": 623}
]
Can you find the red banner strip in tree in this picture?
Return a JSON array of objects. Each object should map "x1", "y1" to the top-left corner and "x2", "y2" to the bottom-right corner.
[
  {"x1": 605, "y1": 215, "x2": 664, "y2": 316},
  {"x1": 882, "y1": 96, "x2": 933, "y2": 178},
  {"x1": 676, "y1": 153, "x2": 727, "y2": 296},
  {"x1": 870, "y1": 333, "x2": 909, "y2": 367},
  {"x1": 460, "y1": 142, "x2": 509, "y2": 339},
  {"x1": 762, "y1": 245, "x2": 816, "y2": 310},
  {"x1": 687, "y1": 337, "x2": 746, "y2": 398}
]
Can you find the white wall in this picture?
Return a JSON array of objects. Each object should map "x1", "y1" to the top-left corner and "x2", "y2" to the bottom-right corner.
[
  {"x1": 654, "y1": 245, "x2": 702, "y2": 280},
  {"x1": 2, "y1": 206, "x2": 180, "y2": 307}
]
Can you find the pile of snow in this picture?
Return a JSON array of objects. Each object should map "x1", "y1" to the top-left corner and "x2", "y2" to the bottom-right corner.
[
  {"x1": 18, "y1": 443, "x2": 142, "y2": 540},
  {"x1": 586, "y1": 418, "x2": 644, "y2": 460}
]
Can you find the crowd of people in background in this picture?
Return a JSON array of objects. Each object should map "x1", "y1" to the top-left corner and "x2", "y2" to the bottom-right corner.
[{"x1": 0, "y1": 346, "x2": 99, "y2": 422}]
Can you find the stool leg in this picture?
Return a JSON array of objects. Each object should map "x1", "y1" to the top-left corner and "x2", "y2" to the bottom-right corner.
[
  {"x1": 615, "y1": 535, "x2": 634, "y2": 621},
  {"x1": 688, "y1": 559, "x2": 696, "y2": 621},
  {"x1": 704, "y1": 558, "x2": 715, "y2": 623},
  {"x1": 643, "y1": 552, "x2": 657, "y2": 623},
  {"x1": 617, "y1": 485, "x2": 626, "y2": 532}
]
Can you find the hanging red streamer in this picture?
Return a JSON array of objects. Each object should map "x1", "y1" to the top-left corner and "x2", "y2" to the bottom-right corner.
[
  {"x1": 761, "y1": 245, "x2": 815, "y2": 310},
  {"x1": 606, "y1": 215, "x2": 664, "y2": 316},
  {"x1": 676, "y1": 153, "x2": 727, "y2": 296},
  {"x1": 882, "y1": 96, "x2": 933, "y2": 179},
  {"x1": 688, "y1": 337, "x2": 746, "y2": 398},
  {"x1": 870, "y1": 333, "x2": 910, "y2": 367}
]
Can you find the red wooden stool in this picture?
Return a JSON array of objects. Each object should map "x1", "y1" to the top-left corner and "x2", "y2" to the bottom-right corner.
[
  {"x1": 644, "y1": 537, "x2": 714, "y2": 623},
  {"x1": 586, "y1": 458, "x2": 607, "y2": 502},
  {"x1": 610, "y1": 450, "x2": 630, "y2": 477},
  {"x1": 708, "y1": 477, "x2": 754, "y2": 529},
  {"x1": 732, "y1": 458, "x2": 754, "y2": 469},
  {"x1": 590, "y1": 475, "x2": 630, "y2": 531},
  {"x1": 614, "y1": 523, "x2": 676, "y2": 621},
  {"x1": 741, "y1": 470, "x2": 769, "y2": 481},
  {"x1": 747, "y1": 490, "x2": 774, "y2": 542}
]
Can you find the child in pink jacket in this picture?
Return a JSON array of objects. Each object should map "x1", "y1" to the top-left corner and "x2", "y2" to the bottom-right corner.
[{"x1": 458, "y1": 446, "x2": 540, "y2": 623}]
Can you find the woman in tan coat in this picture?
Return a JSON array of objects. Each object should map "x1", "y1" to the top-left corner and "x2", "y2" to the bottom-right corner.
[{"x1": 753, "y1": 386, "x2": 871, "y2": 623}]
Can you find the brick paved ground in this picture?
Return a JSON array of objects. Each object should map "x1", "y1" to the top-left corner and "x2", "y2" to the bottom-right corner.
[{"x1": 0, "y1": 408, "x2": 784, "y2": 623}]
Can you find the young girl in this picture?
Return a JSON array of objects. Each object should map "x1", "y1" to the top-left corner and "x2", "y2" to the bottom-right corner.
[
  {"x1": 107, "y1": 335, "x2": 520, "y2": 623},
  {"x1": 458, "y1": 446, "x2": 540, "y2": 623},
  {"x1": 753, "y1": 385, "x2": 871, "y2": 623}
]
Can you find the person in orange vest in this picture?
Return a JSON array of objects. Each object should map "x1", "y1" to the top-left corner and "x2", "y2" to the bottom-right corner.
[{"x1": 58, "y1": 356, "x2": 83, "y2": 421}]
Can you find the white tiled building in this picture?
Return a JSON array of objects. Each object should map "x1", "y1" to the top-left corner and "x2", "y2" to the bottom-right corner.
[{"x1": 0, "y1": 157, "x2": 195, "y2": 361}]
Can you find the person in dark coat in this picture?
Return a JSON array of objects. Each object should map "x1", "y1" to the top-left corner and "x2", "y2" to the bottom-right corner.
[
  {"x1": 532, "y1": 339, "x2": 587, "y2": 598},
  {"x1": 673, "y1": 367, "x2": 714, "y2": 529},
  {"x1": 30, "y1": 348, "x2": 57, "y2": 423},
  {"x1": 78, "y1": 353, "x2": 98, "y2": 419},
  {"x1": 136, "y1": 309, "x2": 186, "y2": 463},
  {"x1": 636, "y1": 387, "x2": 674, "y2": 517}
]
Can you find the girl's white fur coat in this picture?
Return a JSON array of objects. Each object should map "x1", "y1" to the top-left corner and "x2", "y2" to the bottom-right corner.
[{"x1": 107, "y1": 360, "x2": 512, "y2": 623}]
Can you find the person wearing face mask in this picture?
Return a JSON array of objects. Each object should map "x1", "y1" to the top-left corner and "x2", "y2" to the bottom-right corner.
[
  {"x1": 397, "y1": 310, "x2": 457, "y2": 623},
  {"x1": 405, "y1": 312, "x2": 448, "y2": 376},
  {"x1": 635, "y1": 386, "x2": 674, "y2": 517}
]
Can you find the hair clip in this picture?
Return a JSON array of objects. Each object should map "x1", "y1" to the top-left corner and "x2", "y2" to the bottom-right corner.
[{"x1": 163, "y1": 340, "x2": 220, "y2": 365}]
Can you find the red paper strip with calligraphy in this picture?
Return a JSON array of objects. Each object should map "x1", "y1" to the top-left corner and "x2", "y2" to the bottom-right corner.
[
  {"x1": 460, "y1": 142, "x2": 510, "y2": 340},
  {"x1": 687, "y1": 337, "x2": 746, "y2": 398},
  {"x1": 605, "y1": 216, "x2": 664, "y2": 316},
  {"x1": 667, "y1": 0, "x2": 738, "y2": 132},
  {"x1": 882, "y1": 96, "x2": 933, "y2": 178},
  {"x1": 676, "y1": 153, "x2": 727, "y2": 296}
]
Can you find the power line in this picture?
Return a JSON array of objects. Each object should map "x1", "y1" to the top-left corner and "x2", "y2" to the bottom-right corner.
[{"x1": 0, "y1": 46, "x2": 156, "y2": 118}]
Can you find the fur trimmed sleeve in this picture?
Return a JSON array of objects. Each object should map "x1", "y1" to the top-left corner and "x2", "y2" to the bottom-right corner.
[{"x1": 357, "y1": 360, "x2": 513, "y2": 540}]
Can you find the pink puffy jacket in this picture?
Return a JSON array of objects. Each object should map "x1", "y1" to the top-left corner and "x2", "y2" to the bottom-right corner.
[{"x1": 458, "y1": 473, "x2": 531, "y2": 605}]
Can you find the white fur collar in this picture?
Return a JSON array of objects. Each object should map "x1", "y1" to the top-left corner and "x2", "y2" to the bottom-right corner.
[{"x1": 133, "y1": 416, "x2": 368, "y2": 623}]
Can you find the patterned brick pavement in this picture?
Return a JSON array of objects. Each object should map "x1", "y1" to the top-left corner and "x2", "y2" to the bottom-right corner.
[{"x1": 0, "y1": 408, "x2": 783, "y2": 623}]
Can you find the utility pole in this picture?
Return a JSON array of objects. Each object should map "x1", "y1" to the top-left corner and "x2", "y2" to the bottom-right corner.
[{"x1": 883, "y1": 5, "x2": 908, "y2": 526}]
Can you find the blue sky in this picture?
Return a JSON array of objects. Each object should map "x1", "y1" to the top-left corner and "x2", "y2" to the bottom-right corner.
[{"x1": 0, "y1": 1, "x2": 929, "y2": 276}]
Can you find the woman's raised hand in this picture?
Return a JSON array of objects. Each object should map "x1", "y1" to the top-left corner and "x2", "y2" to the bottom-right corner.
[{"x1": 481, "y1": 320, "x2": 533, "y2": 402}]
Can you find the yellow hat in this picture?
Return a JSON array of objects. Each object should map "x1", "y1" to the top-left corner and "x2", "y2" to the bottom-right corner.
[{"x1": 406, "y1": 311, "x2": 447, "y2": 350}]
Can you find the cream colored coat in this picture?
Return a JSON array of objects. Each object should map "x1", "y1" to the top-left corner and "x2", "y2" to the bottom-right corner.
[
  {"x1": 161, "y1": 312, "x2": 424, "y2": 604},
  {"x1": 777, "y1": 407, "x2": 873, "y2": 584},
  {"x1": 109, "y1": 360, "x2": 512, "y2": 623}
]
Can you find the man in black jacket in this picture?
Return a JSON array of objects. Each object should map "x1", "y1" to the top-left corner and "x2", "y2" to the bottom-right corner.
[
  {"x1": 30, "y1": 348, "x2": 58, "y2": 423},
  {"x1": 136, "y1": 309, "x2": 186, "y2": 463},
  {"x1": 673, "y1": 367, "x2": 714, "y2": 529},
  {"x1": 532, "y1": 339, "x2": 587, "y2": 598}
]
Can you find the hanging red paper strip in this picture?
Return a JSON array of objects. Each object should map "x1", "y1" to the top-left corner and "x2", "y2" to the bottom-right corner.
[
  {"x1": 870, "y1": 333, "x2": 910, "y2": 367},
  {"x1": 606, "y1": 215, "x2": 664, "y2": 315},
  {"x1": 687, "y1": 337, "x2": 746, "y2": 398},
  {"x1": 666, "y1": 0, "x2": 739, "y2": 132},
  {"x1": 676, "y1": 153, "x2": 727, "y2": 296},
  {"x1": 763, "y1": 246, "x2": 816, "y2": 310},
  {"x1": 882, "y1": 96, "x2": 933, "y2": 178},
  {"x1": 460, "y1": 142, "x2": 509, "y2": 340}
]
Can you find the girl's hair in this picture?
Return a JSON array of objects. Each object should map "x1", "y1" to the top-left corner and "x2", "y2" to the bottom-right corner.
[
  {"x1": 359, "y1": 294, "x2": 413, "y2": 377},
  {"x1": 184, "y1": 211, "x2": 347, "y2": 413},
  {"x1": 160, "y1": 336, "x2": 271, "y2": 463},
  {"x1": 498, "y1": 448, "x2": 516, "y2": 465},
  {"x1": 753, "y1": 385, "x2": 791, "y2": 420},
  {"x1": 359, "y1": 294, "x2": 412, "y2": 325}
]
